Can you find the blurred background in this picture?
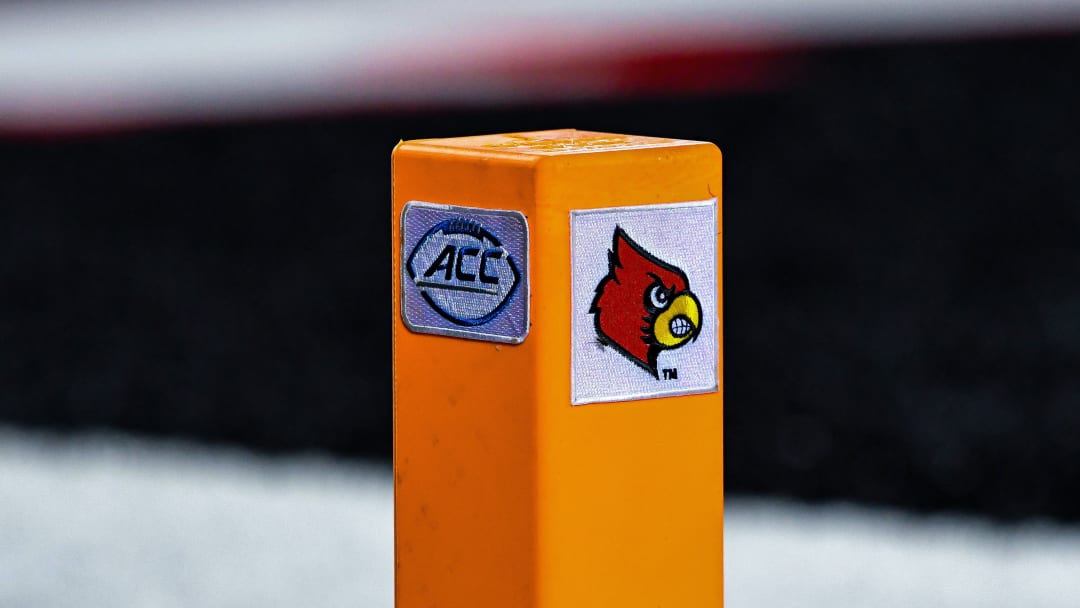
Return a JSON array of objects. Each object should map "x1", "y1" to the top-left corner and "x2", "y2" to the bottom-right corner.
[{"x1": 3, "y1": 0, "x2": 1080, "y2": 606}]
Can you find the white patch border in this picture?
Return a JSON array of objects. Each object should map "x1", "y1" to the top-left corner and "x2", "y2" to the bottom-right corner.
[{"x1": 570, "y1": 199, "x2": 719, "y2": 405}]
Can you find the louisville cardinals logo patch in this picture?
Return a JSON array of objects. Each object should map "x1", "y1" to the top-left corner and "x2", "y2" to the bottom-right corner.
[
  {"x1": 591, "y1": 227, "x2": 702, "y2": 377},
  {"x1": 571, "y1": 200, "x2": 718, "y2": 405}
]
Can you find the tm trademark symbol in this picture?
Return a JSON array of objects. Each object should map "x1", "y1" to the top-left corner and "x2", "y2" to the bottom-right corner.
[{"x1": 662, "y1": 368, "x2": 678, "y2": 380}]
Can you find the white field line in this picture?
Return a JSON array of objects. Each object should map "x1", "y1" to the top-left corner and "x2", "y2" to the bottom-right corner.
[{"x1": 3, "y1": 427, "x2": 1080, "y2": 607}]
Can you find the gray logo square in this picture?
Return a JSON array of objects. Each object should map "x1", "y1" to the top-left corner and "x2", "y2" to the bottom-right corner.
[{"x1": 401, "y1": 201, "x2": 529, "y2": 343}]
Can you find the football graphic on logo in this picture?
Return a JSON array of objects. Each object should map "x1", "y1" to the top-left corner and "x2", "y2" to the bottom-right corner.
[
  {"x1": 406, "y1": 217, "x2": 521, "y2": 327},
  {"x1": 590, "y1": 227, "x2": 702, "y2": 378}
]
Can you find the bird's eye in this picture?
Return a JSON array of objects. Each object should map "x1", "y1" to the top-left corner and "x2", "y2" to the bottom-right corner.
[{"x1": 647, "y1": 284, "x2": 670, "y2": 310}]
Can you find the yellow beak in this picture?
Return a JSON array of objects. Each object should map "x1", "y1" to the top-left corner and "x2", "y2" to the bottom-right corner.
[{"x1": 653, "y1": 293, "x2": 701, "y2": 348}]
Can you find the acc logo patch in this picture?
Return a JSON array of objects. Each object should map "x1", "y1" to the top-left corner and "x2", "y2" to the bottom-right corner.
[
  {"x1": 571, "y1": 200, "x2": 718, "y2": 405},
  {"x1": 401, "y1": 202, "x2": 529, "y2": 343}
]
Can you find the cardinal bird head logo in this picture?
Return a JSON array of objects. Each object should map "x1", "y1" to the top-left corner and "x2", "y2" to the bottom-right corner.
[{"x1": 590, "y1": 227, "x2": 702, "y2": 378}]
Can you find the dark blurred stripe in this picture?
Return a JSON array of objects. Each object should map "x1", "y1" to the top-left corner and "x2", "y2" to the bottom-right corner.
[{"x1": 2, "y1": 33, "x2": 1079, "y2": 520}]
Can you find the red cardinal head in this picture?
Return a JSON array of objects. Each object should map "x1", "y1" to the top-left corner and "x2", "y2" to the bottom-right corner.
[{"x1": 590, "y1": 227, "x2": 702, "y2": 377}]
